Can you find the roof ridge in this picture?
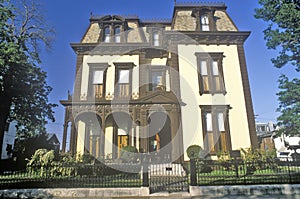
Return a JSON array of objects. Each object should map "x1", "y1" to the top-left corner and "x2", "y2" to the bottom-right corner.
[{"x1": 175, "y1": 1, "x2": 226, "y2": 7}]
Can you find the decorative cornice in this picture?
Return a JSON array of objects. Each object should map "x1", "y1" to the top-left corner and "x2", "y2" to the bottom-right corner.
[
  {"x1": 72, "y1": 31, "x2": 249, "y2": 54},
  {"x1": 165, "y1": 31, "x2": 250, "y2": 45},
  {"x1": 71, "y1": 43, "x2": 150, "y2": 54}
]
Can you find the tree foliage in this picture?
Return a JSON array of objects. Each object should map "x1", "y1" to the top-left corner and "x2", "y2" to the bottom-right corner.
[
  {"x1": 255, "y1": 0, "x2": 300, "y2": 70},
  {"x1": 0, "y1": 0, "x2": 56, "y2": 155},
  {"x1": 276, "y1": 75, "x2": 300, "y2": 136},
  {"x1": 255, "y1": 0, "x2": 300, "y2": 136}
]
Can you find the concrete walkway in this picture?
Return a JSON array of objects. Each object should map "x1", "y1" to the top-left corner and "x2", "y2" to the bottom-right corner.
[{"x1": 1, "y1": 184, "x2": 300, "y2": 198}]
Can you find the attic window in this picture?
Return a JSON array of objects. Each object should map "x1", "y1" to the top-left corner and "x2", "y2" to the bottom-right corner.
[
  {"x1": 153, "y1": 32, "x2": 160, "y2": 46},
  {"x1": 201, "y1": 15, "x2": 210, "y2": 31},
  {"x1": 114, "y1": 27, "x2": 121, "y2": 43},
  {"x1": 103, "y1": 27, "x2": 110, "y2": 43}
]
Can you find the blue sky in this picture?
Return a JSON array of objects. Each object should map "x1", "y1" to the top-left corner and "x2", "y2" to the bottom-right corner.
[{"x1": 39, "y1": 0, "x2": 296, "y2": 142}]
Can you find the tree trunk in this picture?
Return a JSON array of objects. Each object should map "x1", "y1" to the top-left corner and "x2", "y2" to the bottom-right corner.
[{"x1": 0, "y1": 93, "x2": 12, "y2": 159}]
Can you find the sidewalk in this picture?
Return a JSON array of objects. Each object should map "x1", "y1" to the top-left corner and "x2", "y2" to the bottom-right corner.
[{"x1": 1, "y1": 184, "x2": 300, "y2": 198}]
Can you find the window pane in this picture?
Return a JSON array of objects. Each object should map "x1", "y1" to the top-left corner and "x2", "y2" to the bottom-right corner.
[
  {"x1": 118, "y1": 69, "x2": 129, "y2": 83},
  {"x1": 201, "y1": 15, "x2": 209, "y2": 24},
  {"x1": 115, "y1": 27, "x2": 120, "y2": 34},
  {"x1": 104, "y1": 27, "x2": 110, "y2": 43},
  {"x1": 212, "y1": 61, "x2": 219, "y2": 75},
  {"x1": 203, "y1": 77, "x2": 209, "y2": 91},
  {"x1": 220, "y1": 132, "x2": 227, "y2": 151},
  {"x1": 207, "y1": 133, "x2": 214, "y2": 152},
  {"x1": 214, "y1": 76, "x2": 221, "y2": 91},
  {"x1": 94, "y1": 84, "x2": 103, "y2": 98},
  {"x1": 115, "y1": 27, "x2": 121, "y2": 43},
  {"x1": 93, "y1": 70, "x2": 104, "y2": 84},
  {"x1": 152, "y1": 71, "x2": 163, "y2": 88},
  {"x1": 202, "y1": 25, "x2": 209, "y2": 31},
  {"x1": 118, "y1": 84, "x2": 130, "y2": 96},
  {"x1": 115, "y1": 35, "x2": 120, "y2": 43},
  {"x1": 200, "y1": 61, "x2": 208, "y2": 75},
  {"x1": 206, "y1": 113, "x2": 212, "y2": 131},
  {"x1": 218, "y1": 112, "x2": 225, "y2": 131},
  {"x1": 201, "y1": 16, "x2": 209, "y2": 31},
  {"x1": 153, "y1": 33, "x2": 159, "y2": 46}
]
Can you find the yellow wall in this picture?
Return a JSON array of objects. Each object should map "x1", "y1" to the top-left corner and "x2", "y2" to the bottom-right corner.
[{"x1": 178, "y1": 44, "x2": 251, "y2": 160}]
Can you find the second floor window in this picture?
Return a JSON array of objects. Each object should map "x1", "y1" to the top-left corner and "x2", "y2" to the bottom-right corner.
[
  {"x1": 196, "y1": 53, "x2": 226, "y2": 95},
  {"x1": 201, "y1": 15, "x2": 210, "y2": 31},
  {"x1": 149, "y1": 67, "x2": 166, "y2": 91},
  {"x1": 115, "y1": 67, "x2": 132, "y2": 98},
  {"x1": 88, "y1": 63, "x2": 108, "y2": 99},
  {"x1": 92, "y1": 70, "x2": 104, "y2": 98}
]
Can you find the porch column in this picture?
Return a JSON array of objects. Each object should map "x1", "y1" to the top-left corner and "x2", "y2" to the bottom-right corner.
[
  {"x1": 139, "y1": 111, "x2": 148, "y2": 153},
  {"x1": 62, "y1": 122, "x2": 68, "y2": 153},
  {"x1": 170, "y1": 107, "x2": 184, "y2": 163},
  {"x1": 100, "y1": 115, "x2": 105, "y2": 159},
  {"x1": 70, "y1": 121, "x2": 76, "y2": 156}
]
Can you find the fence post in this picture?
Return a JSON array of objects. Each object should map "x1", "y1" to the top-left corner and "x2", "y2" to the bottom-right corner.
[
  {"x1": 287, "y1": 158, "x2": 292, "y2": 183},
  {"x1": 190, "y1": 158, "x2": 197, "y2": 186},
  {"x1": 142, "y1": 153, "x2": 149, "y2": 187}
]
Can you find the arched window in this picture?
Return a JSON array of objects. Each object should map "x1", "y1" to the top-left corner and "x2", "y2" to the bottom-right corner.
[
  {"x1": 153, "y1": 32, "x2": 159, "y2": 46},
  {"x1": 201, "y1": 15, "x2": 210, "y2": 31},
  {"x1": 114, "y1": 27, "x2": 121, "y2": 43},
  {"x1": 103, "y1": 27, "x2": 110, "y2": 42}
]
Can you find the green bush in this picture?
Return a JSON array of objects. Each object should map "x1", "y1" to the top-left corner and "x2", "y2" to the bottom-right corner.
[
  {"x1": 27, "y1": 148, "x2": 55, "y2": 177},
  {"x1": 217, "y1": 151, "x2": 234, "y2": 171},
  {"x1": 241, "y1": 147, "x2": 277, "y2": 174},
  {"x1": 186, "y1": 145, "x2": 205, "y2": 159}
]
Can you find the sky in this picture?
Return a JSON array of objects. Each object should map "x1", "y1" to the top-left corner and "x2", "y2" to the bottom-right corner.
[{"x1": 38, "y1": 0, "x2": 297, "y2": 143}]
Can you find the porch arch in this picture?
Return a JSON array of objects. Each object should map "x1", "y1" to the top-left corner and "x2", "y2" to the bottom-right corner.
[{"x1": 74, "y1": 112, "x2": 102, "y2": 159}]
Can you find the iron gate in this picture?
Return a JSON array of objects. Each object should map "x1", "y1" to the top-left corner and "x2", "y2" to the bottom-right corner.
[{"x1": 149, "y1": 163, "x2": 189, "y2": 193}]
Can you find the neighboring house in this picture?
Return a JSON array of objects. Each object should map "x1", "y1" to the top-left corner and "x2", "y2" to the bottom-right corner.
[
  {"x1": 256, "y1": 122, "x2": 275, "y2": 151},
  {"x1": 47, "y1": 133, "x2": 60, "y2": 156},
  {"x1": 60, "y1": 2, "x2": 258, "y2": 162},
  {"x1": 256, "y1": 122, "x2": 300, "y2": 160},
  {"x1": 274, "y1": 134, "x2": 300, "y2": 161},
  {"x1": 1, "y1": 121, "x2": 17, "y2": 160}
]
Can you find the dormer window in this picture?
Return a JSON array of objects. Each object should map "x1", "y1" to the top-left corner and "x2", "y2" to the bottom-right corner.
[
  {"x1": 98, "y1": 15, "x2": 128, "y2": 43},
  {"x1": 153, "y1": 32, "x2": 160, "y2": 46},
  {"x1": 103, "y1": 27, "x2": 110, "y2": 43},
  {"x1": 192, "y1": 8, "x2": 216, "y2": 31},
  {"x1": 201, "y1": 15, "x2": 210, "y2": 31},
  {"x1": 114, "y1": 27, "x2": 121, "y2": 43}
]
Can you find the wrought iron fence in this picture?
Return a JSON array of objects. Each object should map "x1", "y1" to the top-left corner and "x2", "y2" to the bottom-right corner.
[
  {"x1": 1, "y1": 159, "x2": 300, "y2": 190},
  {"x1": 0, "y1": 163, "x2": 142, "y2": 189},
  {"x1": 189, "y1": 158, "x2": 300, "y2": 186}
]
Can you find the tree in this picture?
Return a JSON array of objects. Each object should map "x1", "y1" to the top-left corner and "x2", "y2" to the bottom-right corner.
[
  {"x1": 0, "y1": 0, "x2": 56, "y2": 157},
  {"x1": 255, "y1": 0, "x2": 300, "y2": 136},
  {"x1": 276, "y1": 75, "x2": 300, "y2": 136},
  {"x1": 254, "y1": 0, "x2": 300, "y2": 70}
]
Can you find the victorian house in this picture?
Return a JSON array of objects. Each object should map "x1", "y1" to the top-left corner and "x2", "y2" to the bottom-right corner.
[{"x1": 60, "y1": 2, "x2": 258, "y2": 162}]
